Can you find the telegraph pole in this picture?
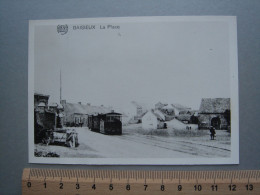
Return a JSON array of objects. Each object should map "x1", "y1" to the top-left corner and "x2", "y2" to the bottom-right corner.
[{"x1": 60, "y1": 68, "x2": 62, "y2": 104}]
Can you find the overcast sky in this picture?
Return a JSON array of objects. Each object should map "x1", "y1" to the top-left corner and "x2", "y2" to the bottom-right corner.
[{"x1": 34, "y1": 17, "x2": 232, "y2": 110}]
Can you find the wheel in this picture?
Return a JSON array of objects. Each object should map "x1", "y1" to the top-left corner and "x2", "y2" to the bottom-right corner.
[
  {"x1": 46, "y1": 137, "x2": 51, "y2": 145},
  {"x1": 42, "y1": 137, "x2": 51, "y2": 145}
]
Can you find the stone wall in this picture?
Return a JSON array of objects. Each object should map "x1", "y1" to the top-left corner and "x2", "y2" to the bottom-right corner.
[{"x1": 198, "y1": 114, "x2": 229, "y2": 130}]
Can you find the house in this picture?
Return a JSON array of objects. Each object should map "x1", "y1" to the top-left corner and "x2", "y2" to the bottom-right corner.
[
  {"x1": 171, "y1": 104, "x2": 191, "y2": 116},
  {"x1": 161, "y1": 104, "x2": 175, "y2": 115},
  {"x1": 176, "y1": 110, "x2": 199, "y2": 124},
  {"x1": 49, "y1": 102, "x2": 63, "y2": 112},
  {"x1": 176, "y1": 114, "x2": 191, "y2": 124},
  {"x1": 61, "y1": 100, "x2": 112, "y2": 127},
  {"x1": 34, "y1": 93, "x2": 63, "y2": 140},
  {"x1": 154, "y1": 109, "x2": 166, "y2": 121},
  {"x1": 142, "y1": 110, "x2": 165, "y2": 130},
  {"x1": 123, "y1": 101, "x2": 149, "y2": 124},
  {"x1": 132, "y1": 101, "x2": 148, "y2": 120},
  {"x1": 155, "y1": 102, "x2": 167, "y2": 110},
  {"x1": 198, "y1": 98, "x2": 230, "y2": 130},
  {"x1": 34, "y1": 93, "x2": 49, "y2": 109},
  {"x1": 156, "y1": 104, "x2": 175, "y2": 121}
]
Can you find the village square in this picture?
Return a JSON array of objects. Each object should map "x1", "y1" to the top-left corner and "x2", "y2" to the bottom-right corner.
[{"x1": 34, "y1": 93, "x2": 231, "y2": 158}]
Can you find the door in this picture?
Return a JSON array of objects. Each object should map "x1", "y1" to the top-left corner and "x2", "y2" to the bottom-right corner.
[
  {"x1": 100, "y1": 120, "x2": 105, "y2": 134},
  {"x1": 211, "y1": 117, "x2": 221, "y2": 129}
]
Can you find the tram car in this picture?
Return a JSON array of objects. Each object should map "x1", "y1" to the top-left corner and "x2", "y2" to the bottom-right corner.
[{"x1": 88, "y1": 112, "x2": 122, "y2": 135}]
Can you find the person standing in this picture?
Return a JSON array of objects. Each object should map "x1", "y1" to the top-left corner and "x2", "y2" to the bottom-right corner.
[{"x1": 209, "y1": 126, "x2": 216, "y2": 140}]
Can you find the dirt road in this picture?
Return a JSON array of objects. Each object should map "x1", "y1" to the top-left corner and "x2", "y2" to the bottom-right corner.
[{"x1": 35, "y1": 127, "x2": 231, "y2": 158}]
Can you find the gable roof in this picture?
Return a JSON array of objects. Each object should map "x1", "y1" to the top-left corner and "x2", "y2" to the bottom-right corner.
[
  {"x1": 49, "y1": 102, "x2": 63, "y2": 109},
  {"x1": 199, "y1": 98, "x2": 230, "y2": 113},
  {"x1": 64, "y1": 103, "x2": 111, "y2": 115},
  {"x1": 171, "y1": 103, "x2": 191, "y2": 111},
  {"x1": 142, "y1": 110, "x2": 164, "y2": 121},
  {"x1": 176, "y1": 114, "x2": 191, "y2": 121},
  {"x1": 155, "y1": 101, "x2": 167, "y2": 107},
  {"x1": 34, "y1": 92, "x2": 50, "y2": 98},
  {"x1": 38, "y1": 102, "x2": 46, "y2": 107},
  {"x1": 154, "y1": 109, "x2": 166, "y2": 121},
  {"x1": 162, "y1": 104, "x2": 174, "y2": 109}
]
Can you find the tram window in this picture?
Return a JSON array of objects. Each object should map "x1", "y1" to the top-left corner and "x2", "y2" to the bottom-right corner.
[{"x1": 107, "y1": 116, "x2": 113, "y2": 122}]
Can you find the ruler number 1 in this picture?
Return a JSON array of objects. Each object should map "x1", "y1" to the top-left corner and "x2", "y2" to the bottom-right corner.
[{"x1": 144, "y1": 184, "x2": 148, "y2": 191}]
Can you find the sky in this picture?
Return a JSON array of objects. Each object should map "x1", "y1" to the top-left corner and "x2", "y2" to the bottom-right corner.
[{"x1": 33, "y1": 17, "x2": 232, "y2": 111}]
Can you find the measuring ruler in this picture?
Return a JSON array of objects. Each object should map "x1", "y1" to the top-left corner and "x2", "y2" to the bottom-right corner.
[{"x1": 22, "y1": 168, "x2": 260, "y2": 195}]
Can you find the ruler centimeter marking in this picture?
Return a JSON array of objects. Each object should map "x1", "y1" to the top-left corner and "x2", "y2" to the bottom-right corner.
[{"x1": 22, "y1": 168, "x2": 260, "y2": 195}]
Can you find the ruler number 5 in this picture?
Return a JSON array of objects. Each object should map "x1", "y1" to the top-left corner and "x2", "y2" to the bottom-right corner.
[
  {"x1": 109, "y1": 184, "x2": 113, "y2": 190},
  {"x1": 246, "y1": 184, "x2": 254, "y2": 191}
]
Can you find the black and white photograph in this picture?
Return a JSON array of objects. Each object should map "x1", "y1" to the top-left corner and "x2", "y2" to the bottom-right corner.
[{"x1": 28, "y1": 16, "x2": 239, "y2": 164}]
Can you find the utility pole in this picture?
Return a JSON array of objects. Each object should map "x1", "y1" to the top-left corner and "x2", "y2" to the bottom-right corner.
[{"x1": 60, "y1": 68, "x2": 62, "y2": 104}]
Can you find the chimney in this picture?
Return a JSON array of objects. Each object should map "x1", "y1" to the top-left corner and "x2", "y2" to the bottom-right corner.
[
  {"x1": 101, "y1": 105, "x2": 104, "y2": 107},
  {"x1": 78, "y1": 102, "x2": 81, "y2": 105},
  {"x1": 87, "y1": 103, "x2": 91, "y2": 106}
]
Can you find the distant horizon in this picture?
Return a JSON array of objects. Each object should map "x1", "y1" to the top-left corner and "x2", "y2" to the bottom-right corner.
[{"x1": 35, "y1": 90, "x2": 230, "y2": 112}]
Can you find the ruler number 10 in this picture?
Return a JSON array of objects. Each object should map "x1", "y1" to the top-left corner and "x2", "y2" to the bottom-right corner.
[{"x1": 194, "y1": 185, "x2": 202, "y2": 191}]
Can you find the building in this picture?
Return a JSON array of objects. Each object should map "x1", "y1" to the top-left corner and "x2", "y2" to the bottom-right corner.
[
  {"x1": 61, "y1": 100, "x2": 112, "y2": 127},
  {"x1": 123, "y1": 101, "x2": 149, "y2": 124},
  {"x1": 142, "y1": 110, "x2": 165, "y2": 130},
  {"x1": 171, "y1": 103, "x2": 191, "y2": 116},
  {"x1": 198, "y1": 98, "x2": 230, "y2": 130},
  {"x1": 34, "y1": 93, "x2": 49, "y2": 109},
  {"x1": 34, "y1": 93, "x2": 63, "y2": 143},
  {"x1": 176, "y1": 114, "x2": 191, "y2": 124},
  {"x1": 131, "y1": 101, "x2": 148, "y2": 120},
  {"x1": 155, "y1": 102, "x2": 167, "y2": 110},
  {"x1": 161, "y1": 104, "x2": 175, "y2": 115},
  {"x1": 154, "y1": 109, "x2": 166, "y2": 121}
]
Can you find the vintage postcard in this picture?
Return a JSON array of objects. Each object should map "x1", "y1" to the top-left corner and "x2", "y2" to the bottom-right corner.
[{"x1": 28, "y1": 16, "x2": 239, "y2": 164}]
